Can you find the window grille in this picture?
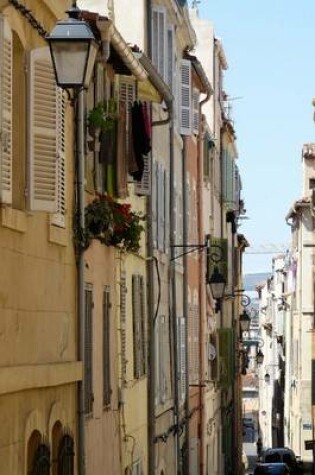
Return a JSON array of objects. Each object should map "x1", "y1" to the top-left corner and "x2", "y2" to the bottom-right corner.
[
  {"x1": 31, "y1": 444, "x2": 50, "y2": 475},
  {"x1": 57, "y1": 434, "x2": 74, "y2": 475}
]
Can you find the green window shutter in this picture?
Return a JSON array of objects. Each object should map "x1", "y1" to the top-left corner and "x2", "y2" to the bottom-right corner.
[
  {"x1": 218, "y1": 328, "x2": 233, "y2": 388},
  {"x1": 132, "y1": 275, "x2": 146, "y2": 378},
  {"x1": 28, "y1": 47, "x2": 58, "y2": 212},
  {"x1": 0, "y1": 16, "x2": 12, "y2": 205}
]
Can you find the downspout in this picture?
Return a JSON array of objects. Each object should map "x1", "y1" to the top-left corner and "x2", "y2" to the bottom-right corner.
[
  {"x1": 77, "y1": 89, "x2": 86, "y2": 475},
  {"x1": 198, "y1": 90, "x2": 212, "y2": 475},
  {"x1": 182, "y1": 136, "x2": 190, "y2": 475},
  {"x1": 169, "y1": 111, "x2": 181, "y2": 475}
]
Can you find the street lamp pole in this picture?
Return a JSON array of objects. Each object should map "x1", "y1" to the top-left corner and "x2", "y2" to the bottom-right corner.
[{"x1": 47, "y1": 3, "x2": 98, "y2": 473}]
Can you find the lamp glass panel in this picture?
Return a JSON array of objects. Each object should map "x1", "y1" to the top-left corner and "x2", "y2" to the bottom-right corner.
[
  {"x1": 51, "y1": 41, "x2": 89, "y2": 86},
  {"x1": 210, "y1": 281, "x2": 225, "y2": 300}
]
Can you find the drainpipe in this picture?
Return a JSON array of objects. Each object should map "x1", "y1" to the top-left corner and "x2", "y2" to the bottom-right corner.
[
  {"x1": 198, "y1": 89, "x2": 212, "y2": 475},
  {"x1": 169, "y1": 114, "x2": 181, "y2": 475},
  {"x1": 77, "y1": 89, "x2": 86, "y2": 475},
  {"x1": 182, "y1": 136, "x2": 190, "y2": 475}
]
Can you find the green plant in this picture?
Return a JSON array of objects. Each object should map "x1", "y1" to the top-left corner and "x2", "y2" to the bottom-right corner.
[
  {"x1": 83, "y1": 195, "x2": 145, "y2": 252},
  {"x1": 87, "y1": 100, "x2": 118, "y2": 134},
  {"x1": 87, "y1": 103, "x2": 107, "y2": 130}
]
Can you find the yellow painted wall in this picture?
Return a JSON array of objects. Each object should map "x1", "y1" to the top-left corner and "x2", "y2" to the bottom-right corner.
[{"x1": 0, "y1": 1, "x2": 79, "y2": 472}]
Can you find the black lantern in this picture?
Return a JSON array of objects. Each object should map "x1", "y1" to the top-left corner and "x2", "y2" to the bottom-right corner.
[
  {"x1": 208, "y1": 266, "x2": 226, "y2": 300},
  {"x1": 47, "y1": 1, "x2": 98, "y2": 89},
  {"x1": 239, "y1": 309, "x2": 251, "y2": 333},
  {"x1": 256, "y1": 349, "x2": 264, "y2": 366},
  {"x1": 264, "y1": 372, "x2": 271, "y2": 384}
]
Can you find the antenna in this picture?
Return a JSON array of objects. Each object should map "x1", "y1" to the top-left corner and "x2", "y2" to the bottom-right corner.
[{"x1": 191, "y1": 0, "x2": 201, "y2": 7}]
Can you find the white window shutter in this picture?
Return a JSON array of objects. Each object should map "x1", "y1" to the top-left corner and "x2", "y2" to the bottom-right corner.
[
  {"x1": 0, "y1": 17, "x2": 12, "y2": 204},
  {"x1": 29, "y1": 47, "x2": 58, "y2": 212},
  {"x1": 135, "y1": 154, "x2": 151, "y2": 196},
  {"x1": 192, "y1": 88, "x2": 200, "y2": 135},
  {"x1": 152, "y1": 7, "x2": 166, "y2": 80},
  {"x1": 177, "y1": 317, "x2": 186, "y2": 401},
  {"x1": 152, "y1": 160, "x2": 158, "y2": 249},
  {"x1": 180, "y1": 59, "x2": 191, "y2": 135},
  {"x1": 164, "y1": 170, "x2": 169, "y2": 254},
  {"x1": 167, "y1": 25, "x2": 175, "y2": 93},
  {"x1": 51, "y1": 88, "x2": 66, "y2": 227}
]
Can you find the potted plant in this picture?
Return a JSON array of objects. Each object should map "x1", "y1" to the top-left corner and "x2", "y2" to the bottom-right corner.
[{"x1": 87, "y1": 103, "x2": 106, "y2": 138}]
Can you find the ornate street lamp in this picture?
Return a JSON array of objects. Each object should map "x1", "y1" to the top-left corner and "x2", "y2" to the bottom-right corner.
[
  {"x1": 46, "y1": 1, "x2": 98, "y2": 89},
  {"x1": 239, "y1": 309, "x2": 251, "y2": 333},
  {"x1": 256, "y1": 349, "x2": 264, "y2": 366},
  {"x1": 208, "y1": 266, "x2": 226, "y2": 301}
]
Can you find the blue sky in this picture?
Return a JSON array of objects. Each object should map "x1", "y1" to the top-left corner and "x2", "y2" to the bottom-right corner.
[{"x1": 196, "y1": 0, "x2": 315, "y2": 273}]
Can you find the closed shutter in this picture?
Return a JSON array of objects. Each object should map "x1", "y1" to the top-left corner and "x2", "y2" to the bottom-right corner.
[
  {"x1": 192, "y1": 88, "x2": 200, "y2": 135},
  {"x1": 103, "y1": 286, "x2": 111, "y2": 406},
  {"x1": 132, "y1": 275, "x2": 146, "y2": 378},
  {"x1": 203, "y1": 133, "x2": 210, "y2": 180},
  {"x1": 51, "y1": 88, "x2": 66, "y2": 226},
  {"x1": 85, "y1": 287, "x2": 94, "y2": 414},
  {"x1": 180, "y1": 59, "x2": 191, "y2": 135},
  {"x1": 29, "y1": 47, "x2": 58, "y2": 212},
  {"x1": 0, "y1": 17, "x2": 12, "y2": 204},
  {"x1": 152, "y1": 160, "x2": 158, "y2": 249},
  {"x1": 119, "y1": 77, "x2": 136, "y2": 171},
  {"x1": 167, "y1": 25, "x2": 175, "y2": 93},
  {"x1": 120, "y1": 271, "x2": 127, "y2": 379},
  {"x1": 157, "y1": 166, "x2": 165, "y2": 251},
  {"x1": 192, "y1": 302, "x2": 200, "y2": 382},
  {"x1": 233, "y1": 164, "x2": 240, "y2": 211},
  {"x1": 152, "y1": 7, "x2": 166, "y2": 80},
  {"x1": 164, "y1": 169, "x2": 169, "y2": 254},
  {"x1": 135, "y1": 154, "x2": 151, "y2": 195},
  {"x1": 185, "y1": 179, "x2": 190, "y2": 243},
  {"x1": 158, "y1": 315, "x2": 167, "y2": 403},
  {"x1": 192, "y1": 185, "x2": 198, "y2": 246},
  {"x1": 177, "y1": 317, "x2": 186, "y2": 401}
]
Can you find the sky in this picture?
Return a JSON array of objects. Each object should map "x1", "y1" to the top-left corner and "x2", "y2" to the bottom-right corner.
[{"x1": 195, "y1": 0, "x2": 315, "y2": 274}]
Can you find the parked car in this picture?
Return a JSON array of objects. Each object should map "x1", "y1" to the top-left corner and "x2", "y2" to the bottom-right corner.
[
  {"x1": 261, "y1": 448, "x2": 303, "y2": 474},
  {"x1": 253, "y1": 462, "x2": 290, "y2": 474}
]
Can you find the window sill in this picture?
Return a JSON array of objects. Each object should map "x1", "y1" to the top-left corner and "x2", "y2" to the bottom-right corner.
[
  {"x1": 48, "y1": 223, "x2": 68, "y2": 247},
  {"x1": 1, "y1": 207, "x2": 27, "y2": 233}
]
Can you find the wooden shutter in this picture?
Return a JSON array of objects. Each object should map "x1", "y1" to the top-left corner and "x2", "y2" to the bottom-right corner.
[
  {"x1": 158, "y1": 315, "x2": 167, "y2": 404},
  {"x1": 180, "y1": 59, "x2": 191, "y2": 135},
  {"x1": 167, "y1": 25, "x2": 175, "y2": 93},
  {"x1": 233, "y1": 164, "x2": 240, "y2": 211},
  {"x1": 157, "y1": 166, "x2": 165, "y2": 251},
  {"x1": 0, "y1": 16, "x2": 12, "y2": 204},
  {"x1": 119, "y1": 77, "x2": 135, "y2": 174},
  {"x1": 29, "y1": 47, "x2": 58, "y2": 212},
  {"x1": 120, "y1": 271, "x2": 127, "y2": 379},
  {"x1": 51, "y1": 88, "x2": 66, "y2": 226},
  {"x1": 152, "y1": 7, "x2": 166, "y2": 80},
  {"x1": 152, "y1": 160, "x2": 158, "y2": 249},
  {"x1": 132, "y1": 275, "x2": 146, "y2": 378},
  {"x1": 177, "y1": 317, "x2": 186, "y2": 401},
  {"x1": 192, "y1": 88, "x2": 200, "y2": 135},
  {"x1": 103, "y1": 286, "x2": 111, "y2": 406},
  {"x1": 84, "y1": 287, "x2": 94, "y2": 414},
  {"x1": 164, "y1": 170, "x2": 169, "y2": 254},
  {"x1": 135, "y1": 154, "x2": 151, "y2": 195}
]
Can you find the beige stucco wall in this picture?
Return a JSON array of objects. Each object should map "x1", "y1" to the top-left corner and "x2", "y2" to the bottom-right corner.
[{"x1": 0, "y1": 1, "x2": 79, "y2": 472}]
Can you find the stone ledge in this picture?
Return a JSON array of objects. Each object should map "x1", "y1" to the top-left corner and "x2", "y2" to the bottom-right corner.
[
  {"x1": 1, "y1": 207, "x2": 27, "y2": 233},
  {"x1": 0, "y1": 361, "x2": 82, "y2": 395}
]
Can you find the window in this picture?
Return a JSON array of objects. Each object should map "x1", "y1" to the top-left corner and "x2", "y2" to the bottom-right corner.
[
  {"x1": 85, "y1": 286, "x2": 93, "y2": 414},
  {"x1": 57, "y1": 434, "x2": 74, "y2": 475},
  {"x1": 27, "y1": 430, "x2": 50, "y2": 475},
  {"x1": 167, "y1": 25, "x2": 175, "y2": 93},
  {"x1": 132, "y1": 274, "x2": 146, "y2": 379},
  {"x1": 152, "y1": 7, "x2": 166, "y2": 80},
  {"x1": 103, "y1": 286, "x2": 111, "y2": 406},
  {"x1": 189, "y1": 301, "x2": 199, "y2": 383}
]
